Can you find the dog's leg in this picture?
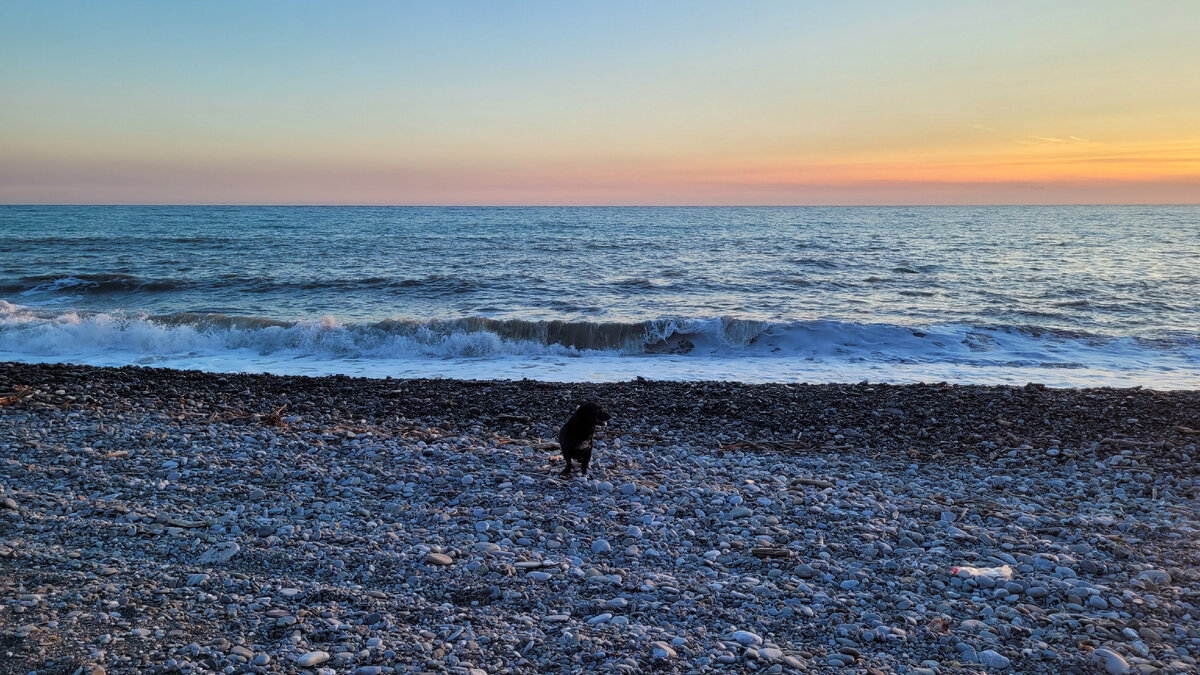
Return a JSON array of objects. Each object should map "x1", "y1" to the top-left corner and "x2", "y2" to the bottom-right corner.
[
  {"x1": 580, "y1": 446, "x2": 592, "y2": 476},
  {"x1": 561, "y1": 457, "x2": 573, "y2": 477}
]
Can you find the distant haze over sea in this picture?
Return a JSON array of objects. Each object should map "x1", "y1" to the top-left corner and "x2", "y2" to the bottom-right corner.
[{"x1": 1, "y1": 205, "x2": 1197, "y2": 388}]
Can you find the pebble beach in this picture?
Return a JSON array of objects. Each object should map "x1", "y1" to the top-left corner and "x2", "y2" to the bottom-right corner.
[{"x1": 1, "y1": 362, "x2": 1198, "y2": 674}]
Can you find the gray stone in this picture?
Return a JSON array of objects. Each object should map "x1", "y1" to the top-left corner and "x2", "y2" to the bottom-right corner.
[
  {"x1": 1091, "y1": 647, "x2": 1130, "y2": 674},
  {"x1": 1135, "y1": 569, "x2": 1171, "y2": 585},
  {"x1": 651, "y1": 641, "x2": 676, "y2": 659},
  {"x1": 759, "y1": 647, "x2": 783, "y2": 661},
  {"x1": 197, "y1": 541, "x2": 240, "y2": 564},
  {"x1": 979, "y1": 649, "x2": 1010, "y2": 669}
]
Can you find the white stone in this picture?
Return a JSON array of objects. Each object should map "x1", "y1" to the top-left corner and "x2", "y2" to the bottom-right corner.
[
  {"x1": 731, "y1": 630, "x2": 763, "y2": 646},
  {"x1": 295, "y1": 651, "x2": 330, "y2": 667}
]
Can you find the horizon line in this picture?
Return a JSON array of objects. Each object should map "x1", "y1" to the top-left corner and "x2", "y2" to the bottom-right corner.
[{"x1": 3, "y1": 202, "x2": 1199, "y2": 208}]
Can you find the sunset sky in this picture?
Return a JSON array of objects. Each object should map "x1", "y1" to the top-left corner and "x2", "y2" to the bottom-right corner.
[{"x1": 2, "y1": 1, "x2": 1198, "y2": 205}]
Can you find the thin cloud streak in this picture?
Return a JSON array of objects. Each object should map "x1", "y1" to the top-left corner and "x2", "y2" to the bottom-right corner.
[{"x1": 1025, "y1": 136, "x2": 1098, "y2": 145}]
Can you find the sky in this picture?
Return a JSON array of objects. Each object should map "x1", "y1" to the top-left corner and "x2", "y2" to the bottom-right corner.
[{"x1": 1, "y1": 1, "x2": 1198, "y2": 205}]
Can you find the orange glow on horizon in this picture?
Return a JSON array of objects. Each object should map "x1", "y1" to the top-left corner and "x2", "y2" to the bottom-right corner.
[{"x1": 667, "y1": 140, "x2": 1200, "y2": 188}]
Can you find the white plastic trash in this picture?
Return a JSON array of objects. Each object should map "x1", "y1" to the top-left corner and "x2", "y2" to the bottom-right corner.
[{"x1": 951, "y1": 565, "x2": 1013, "y2": 580}]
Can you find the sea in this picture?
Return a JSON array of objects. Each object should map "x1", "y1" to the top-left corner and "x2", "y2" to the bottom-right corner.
[{"x1": 1, "y1": 205, "x2": 1198, "y2": 388}]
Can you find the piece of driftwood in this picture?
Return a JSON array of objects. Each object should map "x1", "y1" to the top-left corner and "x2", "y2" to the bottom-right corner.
[
  {"x1": 1100, "y1": 437, "x2": 1150, "y2": 448},
  {"x1": 720, "y1": 440, "x2": 811, "y2": 452},
  {"x1": 751, "y1": 547, "x2": 794, "y2": 559},
  {"x1": 0, "y1": 385, "x2": 32, "y2": 406},
  {"x1": 263, "y1": 403, "x2": 288, "y2": 427}
]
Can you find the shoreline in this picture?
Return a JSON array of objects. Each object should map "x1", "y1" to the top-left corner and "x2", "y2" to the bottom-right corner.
[
  {"x1": 4, "y1": 361, "x2": 1200, "y2": 449},
  {"x1": 2, "y1": 362, "x2": 1198, "y2": 673}
]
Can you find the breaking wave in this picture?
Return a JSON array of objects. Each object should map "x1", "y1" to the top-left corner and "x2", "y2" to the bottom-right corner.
[
  {"x1": 2, "y1": 301, "x2": 1198, "y2": 388},
  {"x1": 0, "y1": 303, "x2": 768, "y2": 358}
]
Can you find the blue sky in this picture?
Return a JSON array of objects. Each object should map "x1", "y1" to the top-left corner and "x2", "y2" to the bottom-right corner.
[{"x1": 2, "y1": 1, "x2": 1198, "y2": 204}]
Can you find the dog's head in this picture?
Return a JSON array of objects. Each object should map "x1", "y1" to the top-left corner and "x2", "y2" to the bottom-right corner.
[{"x1": 576, "y1": 401, "x2": 611, "y2": 425}]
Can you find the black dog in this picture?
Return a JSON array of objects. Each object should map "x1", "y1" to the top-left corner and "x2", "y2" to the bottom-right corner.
[{"x1": 558, "y1": 402, "x2": 611, "y2": 477}]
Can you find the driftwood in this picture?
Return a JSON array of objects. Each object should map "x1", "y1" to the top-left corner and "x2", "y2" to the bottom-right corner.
[
  {"x1": 1173, "y1": 426, "x2": 1200, "y2": 436},
  {"x1": 262, "y1": 403, "x2": 288, "y2": 427},
  {"x1": 751, "y1": 547, "x2": 794, "y2": 559},
  {"x1": 720, "y1": 440, "x2": 811, "y2": 452},
  {"x1": 0, "y1": 385, "x2": 32, "y2": 406},
  {"x1": 400, "y1": 426, "x2": 451, "y2": 442},
  {"x1": 1100, "y1": 437, "x2": 1150, "y2": 448},
  {"x1": 206, "y1": 404, "x2": 251, "y2": 423}
]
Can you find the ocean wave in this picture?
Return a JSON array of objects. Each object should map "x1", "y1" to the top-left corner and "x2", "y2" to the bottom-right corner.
[
  {"x1": 0, "y1": 272, "x2": 549, "y2": 299},
  {"x1": 3, "y1": 274, "x2": 182, "y2": 296},
  {"x1": 2, "y1": 301, "x2": 1197, "y2": 366}
]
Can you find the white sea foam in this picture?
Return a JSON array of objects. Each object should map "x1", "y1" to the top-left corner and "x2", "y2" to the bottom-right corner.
[{"x1": 2, "y1": 301, "x2": 1198, "y2": 388}]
